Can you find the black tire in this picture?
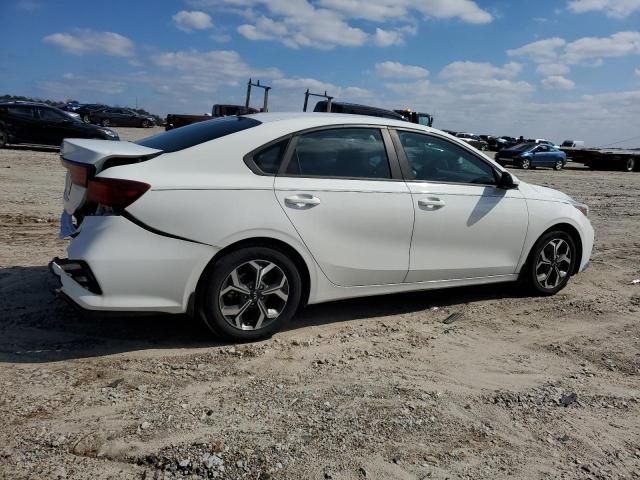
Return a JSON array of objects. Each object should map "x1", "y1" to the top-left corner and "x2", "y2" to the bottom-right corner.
[
  {"x1": 141, "y1": 119, "x2": 150, "y2": 128},
  {"x1": 554, "y1": 159, "x2": 564, "y2": 171},
  {"x1": 0, "y1": 129, "x2": 7, "y2": 149},
  {"x1": 623, "y1": 158, "x2": 635, "y2": 172},
  {"x1": 524, "y1": 230, "x2": 576, "y2": 296},
  {"x1": 101, "y1": 119, "x2": 110, "y2": 127},
  {"x1": 82, "y1": 115, "x2": 90, "y2": 123},
  {"x1": 198, "y1": 246, "x2": 303, "y2": 341},
  {"x1": 519, "y1": 158, "x2": 531, "y2": 169}
]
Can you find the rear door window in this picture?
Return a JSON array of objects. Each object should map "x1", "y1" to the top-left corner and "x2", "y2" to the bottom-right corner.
[
  {"x1": 7, "y1": 106, "x2": 35, "y2": 119},
  {"x1": 137, "y1": 116, "x2": 261, "y2": 153},
  {"x1": 286, "y1": 128, "x2": 391, "y2": 179},
  {"x1": 246, "y1": 139, "x2": 289, "y2": 174}
]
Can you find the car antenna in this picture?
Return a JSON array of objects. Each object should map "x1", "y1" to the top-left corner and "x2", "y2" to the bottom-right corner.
[
  {"x1": 303, "y1": 89, "x2": 334, "y2": 112},
  {"x1": 245, "y1": 78, "x2": 272, "y2": 113}
]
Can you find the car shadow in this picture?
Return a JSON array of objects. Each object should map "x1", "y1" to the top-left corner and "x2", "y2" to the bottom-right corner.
[
  {"x1": 0, "y1": 265, "x2": 527, "y2": 364},
  {"x1": 4, "y1": 144, "x2": 59, "y2": 153}
]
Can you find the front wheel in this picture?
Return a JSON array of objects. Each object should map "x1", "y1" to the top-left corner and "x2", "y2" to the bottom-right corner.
[
  {"x1": 519, "y1": 158, "x2": 531, "y2": 169},
  {"x1": 141, "y1": 119, "x2": 150, "y2": 128},
  {"x1": 101, "y1": 119, "x2": 110, "y2": 127},
  {"x1": 554, "y1": 159, "x2": 564, "y2": 171},
  {"x1": 0, "y1": 129, "x2": 7, "y2": 148},
  {"x1": 525, "y1": 231, "x2": 576, "y2": 295},
  {"x1": 623, "y1": 158, "x2": 635, "y2": 172},
  {"x1": 199, "y1": 246, "x2": 303, "y2": 341}
]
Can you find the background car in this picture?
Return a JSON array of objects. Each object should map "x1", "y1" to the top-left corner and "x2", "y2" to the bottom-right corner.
[
  {"x1": 52, "y1": 113, "x2": 592, "y2": 341},
  {"x1": 456, "y1": 132, "x2": 489, "y2": 150},
  {"x1": 495, "y1": 142, "x2": 567, "y2": 170},
  {"x1": 75, "y1": 104, "x2": 107, "y2": 123},
  {"x1": 88, "y1": 107, "x2": 155, "y2": 127},
  {"x1": 0, "y1": 102, "x2": 119, "y2": 148}
]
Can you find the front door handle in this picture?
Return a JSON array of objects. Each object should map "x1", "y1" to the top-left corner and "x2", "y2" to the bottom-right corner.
[
  {"x1": 284, "y1": 194, "x2": 321, "y2": 208},
  {"x1": 418, "y1": 197, "x2": 446, "y2": 209}
]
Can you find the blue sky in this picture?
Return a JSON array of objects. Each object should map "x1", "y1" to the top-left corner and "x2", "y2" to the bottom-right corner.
[{"x1": 1, "y1": 0, "x2": 640, "y2": 146}]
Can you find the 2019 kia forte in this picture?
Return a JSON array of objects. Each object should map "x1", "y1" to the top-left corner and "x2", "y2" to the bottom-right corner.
[{"x1": 51, "y1": 113, "x2": 594, "y2": 340}]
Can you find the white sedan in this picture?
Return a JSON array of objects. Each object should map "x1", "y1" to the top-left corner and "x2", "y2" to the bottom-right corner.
[{"x1": 51, "y1": 113, "x2": 594, "y2": 340}]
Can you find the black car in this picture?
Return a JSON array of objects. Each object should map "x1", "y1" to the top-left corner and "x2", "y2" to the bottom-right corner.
[
  {"x1": 89, "y1": 107, "x2": 155, "y2": 128},
  {"x1": 0, "y1": 102, "x2": 119, "y2": 148},
  {"x1": 75, "y1": 103, "x2": 107, "y2": 123}
]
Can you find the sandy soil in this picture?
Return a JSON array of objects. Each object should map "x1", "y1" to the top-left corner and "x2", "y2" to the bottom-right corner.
[{"x1": 0, "y1": 127, "x2": 639, "y2": 479}]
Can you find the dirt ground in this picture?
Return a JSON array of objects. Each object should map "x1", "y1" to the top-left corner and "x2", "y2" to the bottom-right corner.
[{"x1": 0, "y1": 127, "x2": 639, "y2": 480}]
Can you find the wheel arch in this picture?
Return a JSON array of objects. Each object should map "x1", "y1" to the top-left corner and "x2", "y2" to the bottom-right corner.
[
  {"x1": 523, "y1": 222, "x2": 583, "y2": 276},
  {"x1": 194, "y1": 236, "x2": 312, "y2": 313}
]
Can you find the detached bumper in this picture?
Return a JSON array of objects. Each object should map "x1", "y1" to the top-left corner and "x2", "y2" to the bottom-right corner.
[{"x1": 52, "y1": 215, "x2": 218, "y2": 313}]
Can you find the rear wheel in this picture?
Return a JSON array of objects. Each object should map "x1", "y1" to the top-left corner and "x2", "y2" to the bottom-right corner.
[
  {"x1": 554, "y1": 159, "x2": 564, "y2": 171},
  {"x1": 199, "y1": 246, "x2": 303, "y2": 341},
  {"x1": 0, "y1": 129, "x2": 7, "y2": 148},
  {"x1": 101, "y1": 119, "x2": 110, "y2": 127},
  {"x1": 525, "y1": 231, "x2": 576, "y2": 295},
  {"x1": 82, "y1": 115, "x2": 90, "y2": 123},
  {"x1": 141, "y1": 119, "x2": 150, "y2": 128}
]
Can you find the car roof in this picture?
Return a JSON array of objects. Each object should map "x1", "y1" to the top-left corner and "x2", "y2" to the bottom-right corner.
[
  {"x1": 244, "y1": 112, "x2": 432, "y2": 131},
  {"x1": 0, "y1": 101, "x2": 54, "y2": 107}
]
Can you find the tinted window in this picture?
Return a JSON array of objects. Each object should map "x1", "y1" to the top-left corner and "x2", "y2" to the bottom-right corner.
[
  {"x1": 137, "y1": 116, "x2": 261, "y2": 153},
  {"x1": 38, "y1": 108, "x2": 68, "y2": 122},
  {"x1": 251, "y1": 139, "x2": 289, "y2": 174},
  {"x1": 398, "y1": 132, "x2": 496, "y2": 185},
  {"x1": 7, "y1": 106, "x2": 35, "y2": 119},
  {"x1": 287, "y1": 128, "x2": 390, "y2": 179}
]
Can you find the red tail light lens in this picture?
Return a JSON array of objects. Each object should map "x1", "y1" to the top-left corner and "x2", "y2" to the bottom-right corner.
[{"x1": 86, "y1": 178, "x2": 150, "y2": 210}]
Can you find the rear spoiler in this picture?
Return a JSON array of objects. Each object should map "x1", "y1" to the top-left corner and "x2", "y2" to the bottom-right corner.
[{"x1": 61, "y1": 139, "x2": 162, "y2": 171}]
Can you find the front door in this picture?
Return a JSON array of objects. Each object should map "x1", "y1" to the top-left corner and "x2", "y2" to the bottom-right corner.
[
  {"x1": 393, "y1": 130, "x2": 528, "y2": 282},
  {"x1": 274, "y1": 127, "x2": 414, "y2": 287}
]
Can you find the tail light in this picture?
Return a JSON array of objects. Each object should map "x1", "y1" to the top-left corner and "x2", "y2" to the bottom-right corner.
[
  {"x1": 62, "y1": 159, "x2": 94, "y2": 187},
  {"x1": 86, "y1": 178, "x2": 150, "y2": 210}
]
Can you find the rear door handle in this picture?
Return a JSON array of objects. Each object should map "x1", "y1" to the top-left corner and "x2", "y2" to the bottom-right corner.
[
  {"x1": 418, "y1": 197, "x2": 446, "y2": 209},
  {"x1": 284, "y1": 194, "x2": 321, "y2": 208}
]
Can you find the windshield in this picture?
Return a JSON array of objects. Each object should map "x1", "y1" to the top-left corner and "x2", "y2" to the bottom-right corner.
[
  {"x1": 137, "y1": 116, "x2": 261, "y2": 153},
  {"x1": 511, "y1": 143, "x2": 536, "y2": 151}
]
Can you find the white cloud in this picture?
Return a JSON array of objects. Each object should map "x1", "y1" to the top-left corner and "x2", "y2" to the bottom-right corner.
[
  {"x1": 375, "y1": 61, "x2": 429, "y2": 78},
  {"x1": 200, "y1": 0, "x2": 490, "y2": 49},
  {"x1": 43, "y1": 29, "x2": 135, "y2": 57},
  {"x1": 317, "y1": 0, "x2": 492, "y2": 23},
  {"x1": 39, "y1": 73, "x2": 127, "y2": 97},
  {"x1": 373, "y1": 28, "x2": 404, "y2": 47},
  {"x1": 507, "y1": 37, "x2": 567, "y2": 63},
  {"x1": 536, "y1": 63, "x2": 571, "y2": 76},
  {"x1": 440, "y1": 61, "x2": 523, "y2": 81},
  {"x1": 636, "y1": 67, "x2": 640, "y2": 76},
  {"x1": 542, "y1": 75, "x2": 576, "y2": 89},
  {"x1": 568, "y1": 0, "x2": 640, "y2": 18},
  {"x1": 563, "y1": 31, "x2": 640, "y2": 64},
  {"x1": 237, "y1": 6, "x2": 368, "y2": 49},
  {"x1": 173, "y1": 10, "x2": 213, "y2": 31}
]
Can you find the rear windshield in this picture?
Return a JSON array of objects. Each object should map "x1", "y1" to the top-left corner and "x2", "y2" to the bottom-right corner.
[{"x1": 137, "y1": 116, "x2": 261, "y2": 153}]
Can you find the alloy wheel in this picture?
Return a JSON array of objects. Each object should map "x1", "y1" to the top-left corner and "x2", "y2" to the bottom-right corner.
[
  {"x1": 521, "y1": 158, "x2": 530, "y2": 169},
  {"x1": 555, "y1": 160, "x2": 563, "y2": 170},
  {"x1": 535, "y1": 239, "x2": 572, "y2": 289},
  {"x1": 218, "y1": 260, "x2": 289, "y2": 331}
]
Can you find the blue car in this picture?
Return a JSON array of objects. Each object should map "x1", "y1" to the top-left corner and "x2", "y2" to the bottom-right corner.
[{"x1": 495, "y1": 142, "x2": 567, "y2": 170}]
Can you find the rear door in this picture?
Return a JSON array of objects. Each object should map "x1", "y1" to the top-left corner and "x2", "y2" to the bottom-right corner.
[
  {"x1": 393, "y1": 129, "x2": 528, "y2": 282},
  {"x1": 274, "y1": 126, "x2": 413, "y2": 287},
  {"x1": 5, "y1": 105, "x2": 39, "y2": 143}
]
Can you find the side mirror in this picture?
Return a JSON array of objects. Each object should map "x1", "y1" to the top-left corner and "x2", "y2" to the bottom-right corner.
[{"x1": 497, "y1": 171, "x2": 519, "y2": 189}]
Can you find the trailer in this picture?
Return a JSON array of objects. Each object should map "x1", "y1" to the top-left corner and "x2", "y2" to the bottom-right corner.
[{"x1": 560, "y1": 147, "x2": 640, "y2": 172}]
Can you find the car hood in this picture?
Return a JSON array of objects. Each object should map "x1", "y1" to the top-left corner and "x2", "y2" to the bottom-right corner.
[{"x1": 518, "y1": 182, "x2": 574, "y2": 203}]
